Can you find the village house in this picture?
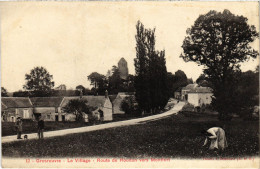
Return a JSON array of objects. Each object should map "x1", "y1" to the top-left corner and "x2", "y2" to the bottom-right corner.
[
  {"x1": 30, "y1": 97, "x2": 64, "y2": 121},
  {"x1": 181, "y1": 83, "x2": 199, "y2": 101},
  {"x1": 1, "y1": 97, "x2": 34, "y2": 122},
  {"x1": 187, "y1": 87, "x2": 213, "y2": 107},
  {"x1": 60, "y1": 94, "x2": 113, "y2": 122}
]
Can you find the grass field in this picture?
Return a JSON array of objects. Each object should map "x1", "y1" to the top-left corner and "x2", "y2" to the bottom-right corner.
[{"x1": 2, "y1": 111, "x2": 259, "y2": 158}]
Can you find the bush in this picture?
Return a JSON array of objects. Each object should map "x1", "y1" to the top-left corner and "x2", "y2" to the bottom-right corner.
[
  {"x1": 120, "y1": 96, "x2": 138, "y2": 114},
  {"x1": 181, "y1": 103, "x2": 195, "y2": 112}
]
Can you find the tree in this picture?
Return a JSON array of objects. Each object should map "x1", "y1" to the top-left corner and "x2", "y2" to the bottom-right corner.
[
  {"x1": 134, "y1": 21, "x2": 170, "y2": 114},
  {"x1": 196, "y1": 74, "x2": 213, "y2": 87},
  {"x1": 76, "y1": 85, "x2": 86, "y2": 95},
  {"x1": 180, "y1": 10, "x2": 259, "y2": 120},
  {"x1": 170, "y1": 70, "x2": 189, "y2": 93},
  {"x1": 108, "y1": 66, "x2": 123, "y2": 94},
  {"x1": 234, "y1": 70, "x2": 259, "y2": 119},
  {"x1": 1, "y1": 87, "x2": 8, "y2": 97},
  {"x1": 23, "y1": 66, "x2": 55, "y2": 96},
  {"x1": 63, "y1": 99, "x2": 93, "y2": 122},
  {"x1": 87, "y1": 72, "x2": 107, "y2": 95},
  {"x1": 120, "y1": 96, "x2": 137, "y2": 114}
]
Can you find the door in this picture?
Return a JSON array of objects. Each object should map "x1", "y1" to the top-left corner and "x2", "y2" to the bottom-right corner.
[{"x1": 55, "y1": 115, "x2": 58, "y2": 121}]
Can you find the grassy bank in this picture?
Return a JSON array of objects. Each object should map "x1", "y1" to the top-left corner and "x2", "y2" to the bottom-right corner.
[{"x1": 2, "y1": 111, "x2": 258, "y2": 158}]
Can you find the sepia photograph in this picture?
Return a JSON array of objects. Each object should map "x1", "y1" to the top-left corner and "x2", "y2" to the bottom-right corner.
[{"x1": 1, "y1": 1, "x2": 259, "y2": 168}]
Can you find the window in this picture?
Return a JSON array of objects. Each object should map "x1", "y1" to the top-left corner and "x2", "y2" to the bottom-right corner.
[{"x1": 23, "y1": 109, "x2": 29, "y2": 119}]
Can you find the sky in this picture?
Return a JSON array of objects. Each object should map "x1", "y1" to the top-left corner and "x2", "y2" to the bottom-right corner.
[{"x1": 1, "y1": 1, "x2": 259, "y2": 92}]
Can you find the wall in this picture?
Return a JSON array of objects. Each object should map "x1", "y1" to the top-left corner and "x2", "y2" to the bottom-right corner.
[
  {"x1": 33, "y1": 107, "x2": 56, "y2": 121},
  {"x1": 65, "y1": 113, "x2": 76, "y2": 121},
  {"x1": 187, "y1": 93, "x2": 199, "y2": 107},
  {"x1": 188, "y1": 93, "x2": 213, "y2": 107},
  {"x1": 3, "y1": 108, "x2": 34, "y2": 122},
  {"x1": 198, "y1": 93, "x2": 213, "y2": 106}
]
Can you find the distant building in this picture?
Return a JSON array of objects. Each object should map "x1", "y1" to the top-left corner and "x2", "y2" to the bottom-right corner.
[
  {"x1": 60, "y1": 95, "x2": 113, "y2": 122},
  {"x1": 55, "y1": 84, "x2": 66, "y2": 90},
  {"x1": 181, "y1": 83, "x2": 199, "y2": 100},
  {"x1": 30, "y1": 97, "x2": 64, "y2": 121},
  {"x1": 180, "y1": 83, "x2": 213, "y2": 107},
  {"x1": 1, "y1": 97, "x2": 34, "y2": 122},
  {"x1": 187, "y1": 87, "x2": 213, "y2": 107},
  {"x1": 118, "y1": 58, "x2": 129, "y2": 80}
]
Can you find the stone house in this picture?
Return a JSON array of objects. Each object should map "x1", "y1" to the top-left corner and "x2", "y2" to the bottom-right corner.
[
  {"x1": 60, "y1": 95, "x2": 113, "y2": 122},
  {"x1": 187, "y1": 87, "x2": 213, "y2": 107},
  {"x1": 1, "y1": 97, "x2": 34, "y2": 122},
  {"x1": 181, "y1": 83, "x2": 199, "y2": 101},
  {"x1": 30, "y1": 97, "x2": 64, "y2": 121}
]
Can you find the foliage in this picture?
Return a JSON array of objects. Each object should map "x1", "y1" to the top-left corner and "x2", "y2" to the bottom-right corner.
[
  {"x1": 233, "y1": 69, "x2": 259, "y2": 119},
  {"x1": 87, "y1": 72, "x2": 107, "y2": 95},
  {"x1": 75, "y1": 85, "x2": 91, "y2": 96},
  {"x1": 108, "y1": 66, "x2": 123, "y2": 94},
  {"x1": 23, "y1": 66, "x2": 55, "y2": 97},
  {"x1": 196, "y1": 74, "x2": 213, "y2": 88},
  {"x1": 1, "y1": 87, "x2": 8, "y2": 97},
  {"x1": 180, "y1": 10, "x2": 259, "y2": 120},
  {"x1": 63, "y1": 99, "x2": 93, "y2": 122},
  {"x1": 120, "y1": 96, "x2": 137, "y2": 114},
  {"x1": 134, "y1": 21, "x2": 170, "y2": 114}
]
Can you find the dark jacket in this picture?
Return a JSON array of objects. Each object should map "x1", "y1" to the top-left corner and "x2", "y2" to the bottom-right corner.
[{"x1": 38, "y1": 120, "x2": 44, "y2": 130}]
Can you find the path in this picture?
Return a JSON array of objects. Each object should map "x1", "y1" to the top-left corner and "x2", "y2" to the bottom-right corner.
[{"x1": 2, "y1": 101, "x2": 185, "y2": 143}]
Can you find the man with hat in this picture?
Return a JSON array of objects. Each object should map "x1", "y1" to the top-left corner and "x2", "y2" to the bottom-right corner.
[
  {"x1": 15, "y1": 117, "x2": 23, "y2": 139},
  {"x1": 38, "y1": 115, "x2": 44, "y2": 139}
]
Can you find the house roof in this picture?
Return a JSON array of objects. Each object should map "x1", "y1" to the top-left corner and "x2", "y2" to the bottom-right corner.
[
  {"x1": 1, "y1": 97, "x2": 33, "y2": 108},
  {"x1": 30, "y1": 97, "x2": 64, "y2": 107},
  {"x1": 188, "y1": 87, "x2": 213, "y2": 93},
  {"x1": 60, "y1": 96, "x2": 108, "y2": 108},
  {"x1": 182, "y1": 83, "x2": 198, "y2": 90},
  {"x1": 109, "y1": 95, "x2": 117, "y2": 103}
]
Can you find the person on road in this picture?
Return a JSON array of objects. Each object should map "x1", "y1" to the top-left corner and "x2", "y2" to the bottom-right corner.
[
  {"x1": 38, "y1": 116, "x2": 44, "y2": 139},
  {"x1": 202, "y1": 127, "x2": 228, "y2": 150},
  {"x1": 15, "y1": 117, "x2": 23, "y2": 139}
]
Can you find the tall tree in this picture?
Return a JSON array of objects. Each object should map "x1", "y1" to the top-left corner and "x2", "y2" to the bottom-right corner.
[
  {"x1": 1, "y1": 87, "x2": 8, "y2": 97},
  {"x1": 87, "y1": 72, "x2": 106, "y2": 95},
  {"x1": 108, "y1": 66, "x2": 123, "y2": 93},
  {"x1": 180, "y1": 10, "x2": 258, "y2": 120},
  {"x1": 134, "y1": 21, "x2": 169, "y2": 114},
  {"x1": 23, "y1": 66, "x2": 54, "y2": 96}
]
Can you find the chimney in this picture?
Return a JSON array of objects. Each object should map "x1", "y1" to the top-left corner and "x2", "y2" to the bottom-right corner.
[{"x1": 105, "y1": 90, "x2": 108, "y2": 98}]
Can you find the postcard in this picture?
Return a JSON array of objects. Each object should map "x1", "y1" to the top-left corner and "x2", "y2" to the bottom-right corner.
[{"x1": 1, "y1": 1, "x2": 259, "y2": 168}]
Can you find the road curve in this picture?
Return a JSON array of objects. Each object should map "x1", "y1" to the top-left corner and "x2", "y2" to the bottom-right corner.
[{"x1": 2, "y1": 101, "x2": 185, "y2": 143}]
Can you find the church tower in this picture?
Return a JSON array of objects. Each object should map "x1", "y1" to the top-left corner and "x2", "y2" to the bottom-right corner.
[{"x1": 118, "y1": 57, "x2": 129, "y2": 80}]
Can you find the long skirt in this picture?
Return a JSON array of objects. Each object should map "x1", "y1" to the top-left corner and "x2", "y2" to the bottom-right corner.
[{"x1": 209, "y1": 128, "x2": 228, "y2": 150}]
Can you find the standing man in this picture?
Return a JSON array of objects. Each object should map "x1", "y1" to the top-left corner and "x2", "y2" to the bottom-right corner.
[
  {"x1": 15, "y1": 117, "x2": 23, "y2": 139},
  {"x1": 38, "y1": 116, "x2": 44, "y2": 139}
]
